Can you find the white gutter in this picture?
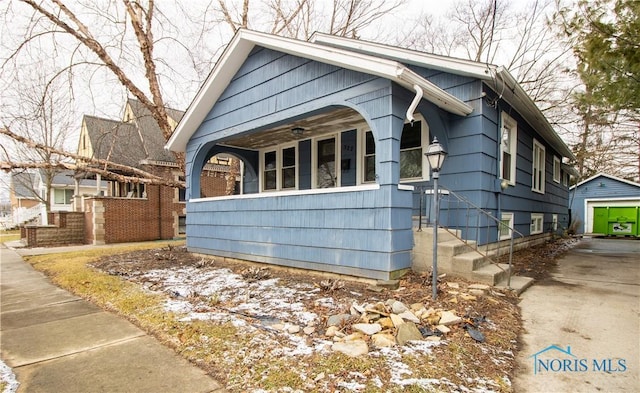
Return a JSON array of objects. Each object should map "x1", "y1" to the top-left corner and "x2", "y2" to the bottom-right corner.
[
  {"x1": 397, "y1": 68, "x2": 473, "y2": 117},
  {"x1": 406, "y1": 84, "x2": 423, "y2": 124}
]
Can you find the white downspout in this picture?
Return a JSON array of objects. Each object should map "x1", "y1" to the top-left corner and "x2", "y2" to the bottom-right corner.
[{"x1": 406, "y1": 84, "x2": 423, "y2": 124}]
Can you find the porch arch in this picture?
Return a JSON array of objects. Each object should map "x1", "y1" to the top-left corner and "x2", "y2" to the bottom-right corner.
[{"x1": 189, "y1": 142, "x2": 259, "y2": 200}]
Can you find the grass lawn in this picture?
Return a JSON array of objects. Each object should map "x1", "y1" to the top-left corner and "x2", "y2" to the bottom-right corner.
[{"x1": 0, "y1": 230, "x2": 20, "y2": 243}]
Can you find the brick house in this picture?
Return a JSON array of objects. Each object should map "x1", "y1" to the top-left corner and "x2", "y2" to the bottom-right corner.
[{"x1": 78, "y1": 99, "x2": 235, "y2": 244}]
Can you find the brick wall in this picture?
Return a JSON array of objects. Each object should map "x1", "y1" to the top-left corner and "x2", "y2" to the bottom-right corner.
[
  {"x1": 24, "y1": 212, "x2": 85, "y2": 247},
  {"x1": 82, "y1": 164, "x2": 229, "y2": 245}
]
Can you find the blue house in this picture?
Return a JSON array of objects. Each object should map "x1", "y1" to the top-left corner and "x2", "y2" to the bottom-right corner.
[
  {"x1": 166, "y1": 30, "x2": 575, "y2": 281},
  {"x1": 569, "y1": 173, "x2": 640, "y2": 235}
]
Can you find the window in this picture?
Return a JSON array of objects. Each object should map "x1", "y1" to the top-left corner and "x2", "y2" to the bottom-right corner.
[
  {"x1": 552, "y1": 214, "x2": 558, "y2": 232},
  {"x1": 178, "y1": 216, "x2": 186, "y2": 234},
  {"x1": 282, "y1": 146, "x2": 296, "y2": 189},
  {"x1": 532, "y1": 139, "x2": 545, "y2": 193},
  {"x1": 364, "y1": 131, "x2": 376, "y2": 182},
  {"x1": 553, "y1": 156, "x2": 561, "y2": 183},
  {"x1": 261, "y1": 145, "x2": 297, "y2": 191},
  {"x1": 500, "y1": 112, "x2": 517, "y2": 185},
  {"x1": 563, "y1": 172, "x2": 570, "y2": 187},
  {"x1": 499, "y1": 213, "x2": 514, "y2": 240},
  {"x1": 531, "y1": 213, "x2": 544, "y2": 235},
  {"x1": 54, "y1": 189, "x2": 73, "y2": 205},
  {"x1": 400, "y1": 121, "x2": 423, "y2": 179},
  {"x1": 178, "y1": 176, "x2": 186, "y2": 201},
  {"x1": 363, "y1": 120, "x2": 427, "y2": 182},
  {"x1": 316, "y1": 137, "x2": 337, "y2": 188},
  {"x1": 263, "y1": 150, "x2": 277, "y2": 191}
]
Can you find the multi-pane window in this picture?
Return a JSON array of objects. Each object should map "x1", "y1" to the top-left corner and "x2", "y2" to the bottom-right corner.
[
  {"x1": 553, "y1": 156, "x2": 561, "y2": 183},
  {"x1": 282, "y1": 146, "x2": 296, "y2": 189},
  {"x1": 531, "y1": 213, "x2": 544, "y2": 234},
  {"x1": 400, "y1": 121, "x2": 423, "y2": 179},
  {"x1": 364, "y1": 120, "x2": 425, "y2": 182},
  {"x1": 500, "y1": 112, "x2": 517, "y2": 185},
  {"x1": 499, "y1": 213, "x2": 514, "y2": 240},
  {"x1": 316, "y1": 137, "x2": 337, "y2": 188},
  {"x1": 262, "y1": 146, "x2": 297, "y2": 191},
  {"x1": 532, "y1": 139, "x2": 545, "y2": 193}
]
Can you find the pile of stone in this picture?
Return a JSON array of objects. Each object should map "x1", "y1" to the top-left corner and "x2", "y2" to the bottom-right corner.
[
  {"x1": 261, "y1": 282, "x2": 493, "y2": 357},
  {"x1": 324, "y1": 298, "x2": 469, "y2": 357}
]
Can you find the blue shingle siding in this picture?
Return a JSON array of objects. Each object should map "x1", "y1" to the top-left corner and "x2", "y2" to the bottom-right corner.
[{"x1": 186, "y1": 185, "x2": 413, "y2": 279}]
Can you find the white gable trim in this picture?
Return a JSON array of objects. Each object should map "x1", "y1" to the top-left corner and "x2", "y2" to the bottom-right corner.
[
  {"x1": 166, "y1": 29, "x2": 472, "y2": 153},
  {"x1": 571, "y1": 173, "x2": 640, "y2": 190}
]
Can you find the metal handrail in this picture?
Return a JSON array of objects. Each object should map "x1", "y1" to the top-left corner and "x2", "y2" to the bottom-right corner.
[{"x1": 417, "y1": 186, "x2": 525, "y2": 287}]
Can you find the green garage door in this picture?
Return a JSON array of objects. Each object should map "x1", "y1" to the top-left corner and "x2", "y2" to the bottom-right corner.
[{"x1": 593, "y1": 206, "x2": 639, "y2": 236}]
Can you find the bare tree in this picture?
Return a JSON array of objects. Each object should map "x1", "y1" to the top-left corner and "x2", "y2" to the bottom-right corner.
[
  {"x1": 0, "y1": 72, "x2": 77, "y2": 212},
  {"x1": 1, "y1": 0, "x2": 406, "y2": 191}
]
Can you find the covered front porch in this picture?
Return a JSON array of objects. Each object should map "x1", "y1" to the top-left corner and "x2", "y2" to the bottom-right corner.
[{"x1": 186, "y1": 107, "x2": 418, "y2": 280}]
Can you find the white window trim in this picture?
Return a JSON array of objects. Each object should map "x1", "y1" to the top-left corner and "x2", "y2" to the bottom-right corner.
[
  {"x1": 552, "y1": 214, "x2": 558, "y2": 232},
  {"x1": 531, "y1": 213, "x2": 544, "y2": 235},
  {"x1": 499, "y1": 212, "x2": 514, "y2": 240},
  {"x1": 280, "y1": 144, "x2": 298, "y2": 190},
  {"x1": 532, "y1": 139, "x2": 546, "y2": 194},
  {"x1": 360, "y1": 115, "x2": 430, "y2": 184},
  {"x1": 553, "y1": 156, "x2": 561, "y2": 183},
  {"x1": 500, "y1": 112, "x2": 517, "y2": 186},
  {"x1": 260, "y1": 144, "x2": 298, "y2": 192},
  {"x1": 312, "y1": 133, "x2": 341, "y2": 189}
]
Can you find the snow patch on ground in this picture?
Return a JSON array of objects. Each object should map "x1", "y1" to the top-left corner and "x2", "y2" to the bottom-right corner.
[{"x1": 0, "y1": 359, "x2": 19, "y2": 393}]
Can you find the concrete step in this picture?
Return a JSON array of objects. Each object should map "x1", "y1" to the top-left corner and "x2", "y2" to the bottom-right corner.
[
  {"x1": 451, "y1": 251, "x2": 490, "y2": 272},
  {"x1": 468, "y1": 263, "x2": 512, "y2": 286},
  {"x1": 495, "y1": 275, "x2": 535, "y2": 296},
  {"x1": 438, "y1": 239, "x2": 477, "y2": 258},
  {"x1": 414, "y1": 227, "x2": 461, "y2": 243}
]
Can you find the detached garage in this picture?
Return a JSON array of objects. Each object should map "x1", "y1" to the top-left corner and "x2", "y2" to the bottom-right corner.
[{"x1": 570, "y1": 173, "x2": 640, "y2": 236}]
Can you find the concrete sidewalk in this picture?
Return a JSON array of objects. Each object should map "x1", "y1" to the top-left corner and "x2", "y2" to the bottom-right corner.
[{"x1": 0, "y1": 243, "x2": 226, "y2": 393}]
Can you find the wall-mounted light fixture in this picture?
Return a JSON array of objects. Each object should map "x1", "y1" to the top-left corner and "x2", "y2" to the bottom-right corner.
[{"x1": 291, "y1": 127, "x2": 305, "y2": 136}]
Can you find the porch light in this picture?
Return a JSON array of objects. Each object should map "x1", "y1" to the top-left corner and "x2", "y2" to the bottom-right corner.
[
  {"x1": 425, "y1": 137, "x2": 447, "y2": 173},
  {"x1": 425, "y1": 137, "x2": 447, "y2": 300},
  {"x1": 291, "y1": 127, "x2": 305, "y2": 136}
]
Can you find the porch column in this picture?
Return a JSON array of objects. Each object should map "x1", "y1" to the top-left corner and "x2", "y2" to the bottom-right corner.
[{"x1": 370, "y1": 115, "x2": 405, "y2": 186}]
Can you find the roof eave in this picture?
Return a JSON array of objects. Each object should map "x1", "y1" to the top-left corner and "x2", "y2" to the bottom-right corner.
[
  {"x1": 492, "y1": 68, "x2": 575, "y2": 160},
  {"x1": 166, "y1": 29, "x2": 471, "y2": 153}
]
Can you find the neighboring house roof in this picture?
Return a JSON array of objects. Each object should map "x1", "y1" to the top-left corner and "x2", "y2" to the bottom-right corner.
[
  {"x1": 82, "y1": 100, "x2": 184, "y2": 170},
  {"x1": 38, "y1": 169, "x2": 106, "y2": 188},
  {"x1": 125, "y1": 99, "x2": 183, "y2": 163},
  {"x1": 166, "y1": 29, "x2": 474, "y2": 152},
  {"x1": 570, "y1": 173, "x2": 640, "y2": 190},
  {"x1": 309, "y1": 33, "x2": 575, "y2": 160},
  {"x1": 11, "y1": 172, "x2": 37, "y2": 199},
  {"x1": 83, "y1": 115, "x2": 145, "y2": 169}
]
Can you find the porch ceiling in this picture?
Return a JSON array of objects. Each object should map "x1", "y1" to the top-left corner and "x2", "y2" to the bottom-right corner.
[{"x1": 219, "y1": 107, "x2": 364, "y2": 150}]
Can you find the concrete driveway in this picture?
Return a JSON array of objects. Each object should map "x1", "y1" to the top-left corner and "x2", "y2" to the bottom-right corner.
[{"x1": 514, "y1": 238, "x2": 639, "y2": 392}]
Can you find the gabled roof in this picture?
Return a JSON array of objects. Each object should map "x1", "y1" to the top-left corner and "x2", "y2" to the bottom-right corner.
[
  {"x1": 310, "y1": 33, "x2": 575, "y2": 160},
  {"x1": 166, "y1": 29, "x2": 474, "y2": 152},
  {"x1": 82, "y1": 99, "x2": 184, "y2": 169},
  {"x1": 125, "y1": 99, "x2": 183, "y2": 163},
  {"x1": 571, "y1": 173, "x2": 640, "y2": 190},
  {"x1": 11, "y1": 172, "x2": 37, "y2": 199},
  {"x1": 83, "y1": 115, "x2": 145, "y2": 169}
]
